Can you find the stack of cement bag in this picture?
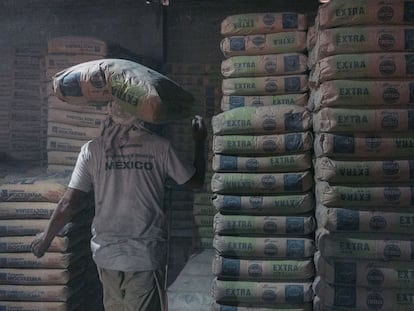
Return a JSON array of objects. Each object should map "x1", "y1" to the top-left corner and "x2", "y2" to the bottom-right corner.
[
  {"x1": 211, "y1": 12, "x2": 316, "y2": 310},
  {"x1": 0, "y1": 170, "x2": 102, "y2": 311},
  {"x1": 45, "y1": 36, "x2": 109, "y2": 174},
  {"x1": 309, "y1": 1, "x2": 414, "y2": 310}
]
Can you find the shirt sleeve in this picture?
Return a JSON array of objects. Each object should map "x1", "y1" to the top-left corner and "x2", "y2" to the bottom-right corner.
[
  {"x1": 166, "y1": 143, "x2": 195, "y2": 185},
  {"x1": 68, "y1": 142, "x2": 93, "y2": 192}
]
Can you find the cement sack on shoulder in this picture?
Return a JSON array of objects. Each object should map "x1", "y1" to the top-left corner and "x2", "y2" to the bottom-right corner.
[
  {"x1": 53, "y1": 59, "x2": 194, "y2": 123},
  {"x1": 0, "y1": 284, "x2": 75, "y2": 302},
  {"x1": 313, "y1": 107, "x2": 414, "y2": 133},
  {"x1": 211, "y1": 171, "x2": 313, "y2": 195},
  {"x1": 47, "y1": 122, "x2": 100, "y2": 141},
  {"x1": 0, "y1": 301, "x2": 78, "y2": 311},
  {"x1": 0, "y1": 252, "x2": 85, "y2": 269},
  {"x1": 47, "y1": 137, "x2": 85, "y2": 153},
  {"x1": 213, "y1": 132, "x2": 313, "y2": 155},
  {"x1": 313, "y1": 276, "x2": 414, "y2": 311},
  {"x1": 212, "y1": 153, "x2": 312, "y2": 173},
  {"x1": 47, "y1": 36, "x2": 108, "y2": 56},
  {"x1": 221, "y1": 12, "x2": 307, "y2": 36},
  {"x1": 316, "y1": 204, "x2": 414, "y2": 235},
  {"x1": 314, "y1": 251, "x2": 414, "y2": 288},
  {"x1": 315, "y1": 181, "x2": 414, "y2": 208},
  {"x1": 214, "y1": 213, "x2": 315, "y2": 236},
  {"x1": 313, "y1": 132, "x2": 414, "y2": 159},
  {"x1": 212, "y1": 278, "x2": 313, "y2": 305},
  {"x1": 222, "y1": 75, "x2": 308, "y2": 96},
  {"x1": 0, "y1": 202, "x2": 56, "y2": 219},
  {"x1": 212, "y1": 255, "x2": 315, "y2": 281},
  {"x1": 313, "y1": 80, "x2": 414, "y2": 110},
  {"x1": 316, "y1": 228, "x2": 414, "y2": 261},
  {"x1": 47, "y1": 108, "x2": 105, "y2": 128},
  {"x1": 47, "y1": 151, "x2": 79, "y2": 166},
  {"x1": 212, "y1": 105, "x2": 311, "y2": 135},
  {"x1": 316, "y1": 0, "x2": 414, "y2": 30},
  {"x1": 220, "y1": 32, "x2": 307, "y2": 57},
  {"x1": 221, "y1": 93, "x2": 308, "y2": 111},
  {"x1": 314, "y1": 157, "x2": 414, "y2": 184},
  {"x1": 212, "y1": 302, "x2": 313, "y2": 311},
  {"x1": 221, "y1": 53, "x2": 308, "y2": 78},
  {"x1": 213, "y1": 235, "x2": 315, "y2": 259}
]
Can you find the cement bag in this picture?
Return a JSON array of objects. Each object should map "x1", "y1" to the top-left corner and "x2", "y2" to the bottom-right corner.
[
  {"x1": 0, "y1": 220, "x2": 78, "y2": 237},
  {"x1": 214, "y1": 214, "x2": 315, "y2": 236},
  {"x1": 212, "y1": 255, "x2": 315, "y2": 281},
  {"x1": 47, "y1": 36, "x2": 108, "y2": 56},
  {"x1": 47, "y1": 151, "x2": 79, "y2": 166},
  {"x1": 0, "y1": 267, "x2": 84, "y2": 285},
  {"x1": 213, "y1": 132, "x2": 313, "y2": 155},
  {"x1": 313, "y1": 276, "x2": 414, "y2": 311},
  {"x1": 53, "y1": 59, "x2": 194, "y2": 123},
  {"x1": 0, "y1": 284, "x2": 77, "y2": 302},
  {"x1": 314, "y1": 251, "x2": 414, "y2": 288},
  {"x1": 220, "y1": 32, "x2": 307, "y2": 57},
  {"x1": 313, "y1": 132, "x2": 414, "y2": 159},
  {"x1": 310, "y1": 53, "x2": 414, "y2": 87},
  {"x1": 212, "y1": 193, "x2": 315, "y2": 216},
  {"x1": 193, "y1": 204, "x2": 216, "y2": 216},
  {"x1": 222, "y1": 75, "x2": 308, "y2": 96},
  {"x1": 315, "y1": 181, "x2": 414, "y2": 208},
  {"x1": 212, "y1": 302, "x2": 313, "y2": 311},
  {"x1": 212, "y1": 153, "x2": 312, "y2": 173},
  {"x1": 316, "y1": 228, "x2": 414, "y2": 261},
  {"x1": 0, "y1": 202, "x2": 56, "y2": 219},
  {"x1": 47, "y1": 165, "x2": 74, "y2": 176},
  {"x1": 316, "y1": 204, "x2": 414, "y2": 235},
  {"x1": 314, "y1": 157, "x2": 414, "y2": 184},
  {"x1": 0, "y1": 301, "x2": 78, "y2": 311},
  {"x1": 193, "y1": 215, "x2": 214, "y2": 227},
  {"x1": 46, "y1": 137, "x2": 85, "y2": 153},
  {"x1": 221, "y1": 93, "x2": 308, "y2": 111},
  {"x1": 313, "y1": 107, "x2": 414, "y2": 133},
  {"x1": 213, "y1": 235, "x2": 315, "y2": 259},
  {"x1": 221, "y1": 12, "x2": 307, "y2": 36},
  {"x1": 47, "y1": 108, "x2": 105, "y2": 128},
  {"x1": 307, "y1": 25, "x2": 317, "y2": 50},
  {"x1": 193, "y1": 192, "x2": 213, "y2": 205},
  {"x1": 316, "y1": 0, "x2": 414, "y2": 30},
  {"x1": 212, "y1": 106, "x2": 311, "y2": 135},
  {"x1": 48, "y1": 95, "x2": 108, "y2": 114},
  {"x1": 211, "y1": 171, "x2": 313, "y2": 195},
  {"x1": 313, "y1": 80, "x2": 414, "y2": 110},
  {"x1": 0, "y1": 252, "x2": 86, "y2": 269},
  {"x1": 0, "y1": 236, "x2": 79, "y2": 253},
  {"x1": 212, "y1": 278, "x2": 313, "y2": 305},
  {"x1": 221, "y1": 53, "x2": 308, "y2": 78},
  {"x1": 47, "y1": 122, "x2": 100, "y2": 141}
]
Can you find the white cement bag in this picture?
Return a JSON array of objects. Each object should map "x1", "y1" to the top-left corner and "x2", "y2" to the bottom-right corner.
[
  {"x1": 47, "y1": 108, "x2": 105, "y2": 128},
  {"x1": 47, "y1": 151, "x2": 79, "y2": 166},
  {"x1": 0, "y1": 202, "x2": 56, "y2": 219},
  {"x1": 47, "y1": 122, "x2": 100, "y2": 140},
  {"x1": 221, "y1": 93, "x2": 308, "y2": 111},
  {"x1": 47, "y1": 36, "x2": 108, "y2": 56},
  {"x1": 47, "y1": 137, "x2": 85, "y2": 153}
]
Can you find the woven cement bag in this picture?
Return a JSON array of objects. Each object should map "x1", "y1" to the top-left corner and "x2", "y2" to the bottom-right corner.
[
  {"x1": 221, "y1": 53, "x2": 308, "y2": 78},
  {"x1": 313, "y1": 132, "x2": 414, "y2": 159},
  {"x1": 313, "y1": 80, "x2": 414, "y2": 110},
  {"x1": 313, "y1": 107, "x2": 414, "y2": 133},
  {"x1": 314, "y1": 251, "x2": 414, "y2": 288},
  {"x1": 212, "y1": 153, "x2": 312, "y2": 173},
  {"x1": 220, "y1": 32, "x2": 307, "y2": 58},
  {"x1": 316, "y1": 228, "x2": 414, "y2": 261},
  {"x1": 0, "y1": 202, "x2": 57, "y2": 219},
  {"x1": 0, "y1": 267, "x2": 83, "y2": 285},
  {"x1": 48, "y1": 36, "x2": 108, "y2": 56},
  {"x1": 0, "y1": 252, "x2": 86, "y2": 269},
  {"x1": 313, "y1": 276, "x2": 414, "y2": 311},
  {"x1": 316, "y1": 0, "x2": 414, "y2": 30},
  {"x1": 315, "y1": 157, "x2": 414, "y2": 184},
  {"x1": 47, "y1": 108, "x2": 105, "y2": 128},
  {"x1": 211, "y1": 171, "x2": 313, "y2": 195},
  {"x1": 213, "y1": 132, "x2": 313, "y2": 155},
  {"x1": 46, "y1": 137, "x2": 85, "y2": 153},
  {"x1": 310, "y1": 53, "x2": 414, "y2": 87},
  {"x1": 0, "y1": 301, "x2": 78, "y2": 311},
  {"x1": 212, "y1": 255, "x2": 315, "y2": 281},
  {"x1": 47, "y1": 151, "x2": 79, "y2": 166},
  {"x1": 221, "y1": 93, "x2": 308, "y2": 110},
  {"x1": 212, "y1": 302, "x2": 313, "y2": 311},
  {"x1": 212, "y1": 193, "x2": 315, "y2": 216},
  {"x1": 221, "y1": 12, "x2": 307, "y2": 36},
  {"x1": 212, "y1": 278, "x2": 313, "y2": 305},
  {"x1": 222, "y1": 75, "x2": 308, "y2": 96},
  {"x1": 213, "y1": 235, "x2": 315, "y2": 259},
  {"x1": 214, "y1": 214, "x2": 315, "y2": 236},
  {"x1": 53, "y1": 59, "x2": 194, "y2": 123},
  {"x1": 212, "y1": 106, "x2": 311, "y2": 135},
  {"x1": 316, "y1": 204, "x2": 414, "y2": 235},
  {"x1": 47, "y1": 122, "x2": 100, "y2": 141},
  {"x1": 315, "y1": 181, "x2": 414, "y2": 208}
]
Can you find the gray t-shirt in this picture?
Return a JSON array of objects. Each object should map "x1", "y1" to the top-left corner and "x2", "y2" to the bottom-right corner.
[{"x1": 68, "y1": 126, "x2": 195, "y2": 271}]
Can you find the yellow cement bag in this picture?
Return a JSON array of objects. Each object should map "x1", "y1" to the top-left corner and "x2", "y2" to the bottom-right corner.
[
  {"x1": 221, "y1": 53, "x2": 308, "y2": 77},
  {"x1": 53, "y1": 59, "x2": 194, "y2": 123},
  {"x1": 313, "y1": 107, "x2": 414, "y2": 133},
  {"x1": 0, "y1": 202, "x2": 57, "y2": 219},
  {"x1": 222, "y1": 75, "x2": 308, "y2": 96},
  {"x1": 220, "y1": 32, "x2": 307, "y2": 58},
  {"x1": 316, "y1": 0, "x2": 414, "y2": 30},
  {"x1": 214, "y1": 214, "x2": 315, "y2": 236},
  {"x1": 221, "y1": 93, "x2": 308, "y2": 111},
  {"x1": 314, "y1": 157, "x2": 414, "y2": 184},
  {"x1": 221, "y1": 12, "x2": 307, "y2": 36},
  {"x1": 314, "y1": 251, "x2": 414, "y2": 288},
  {"x1": 212, "y1": 193, "x2": 315, "y2": 216},
  {"x1": 47, "y1": 36, "x2": 108, "y2": 56},
  {"x1": 212, "y1": 255, "x2": 315, "y2": 281},
  {"x1": 212, "y1": 302, "x2": 313, "y2": 311},
  {"x1": 47, "y1": 122, "x2": 100, "y2": 140}
]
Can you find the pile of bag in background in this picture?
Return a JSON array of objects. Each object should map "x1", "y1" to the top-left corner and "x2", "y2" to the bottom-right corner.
[
  {"x1": 0, "y1": 168, "x2": 103, "y2": 311},
  {"x1": 309, "y1": 1, "x2": 414, "y2": 310},
  {"x1": 211, "y1": 12, "x2": 316, "y2": 310}
]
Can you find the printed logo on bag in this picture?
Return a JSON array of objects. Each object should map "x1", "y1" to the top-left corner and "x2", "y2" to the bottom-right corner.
[
  {"x1": 384, "y1": 244, "x2": 401, "y2": 259},
  {"x1": 378, "y1": 32, "x2": 395, "y2": 50},
  {"x1": 264, "y1": 241, "x2": 278, "y2": 256},
  {"x1": 89, "y1": 70, "x2": 106, "y2": 88},
  {"x1": 262, "y1": 289, "x2": 277, "y2": 301},
  {"x1": 245, "y1": 158, "x2": 259, "y2": 171},
  {"x1": 262, "y1": 118, "x2": 277, "y2": 132},
  {"x1": 263, "y1": 220, "x2": 277, "y2": 233},
  {"x1": 367, "y1": 269, "x2": 385, "y2": 286},
  {"x1": 378, "y1": 6, "x2": 394, "y2": 22},
  {"x1": 369, "y1": 216, "x2": 387, "y2": 230},
  {"x1": 379, "y1": 59, "x2": 396, "y2": 75},
  {"x1": 381, "y1": 112, "x2": 398, "y2": 129},
  {"x1": 382, "y1": 86, "x2": 400, "y2": 104},
  {"x1": 247, "y1": 263, "x2": 262, "y2": 277},
  {"x1": 382, "y1": 161, "x2": 400, "y2": 175},
  {"x1": 285, "y1": 285, "x2": 304, "y2": 304},
  {"x1": 264, "y1": 60, "x2": 277, "y2": 74},
  {"x1": 383, "y1": 187, "x2": 401, "y2": 201},
  {"x1": 262, "y1": 14, "x2": 276, "y2": 26},
  {"x1": 366, "y1": 292, "x2": 384, "y2": 310},
  {"x1": 249, "y1": 196, "x2": 263, "y2": 209}
]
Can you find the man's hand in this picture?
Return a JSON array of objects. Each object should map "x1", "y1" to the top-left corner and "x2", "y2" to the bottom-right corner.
[
  {"x1": 31, "y1": 233, "x2": 50, "y2": 258},
  {"x1": 191, "y1": 115, "x2": 207, "y2": 142}
]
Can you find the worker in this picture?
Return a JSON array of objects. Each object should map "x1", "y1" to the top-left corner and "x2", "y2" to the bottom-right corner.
[{"x1": 31, "y1": 113, "x2": 207, "y2": 311}]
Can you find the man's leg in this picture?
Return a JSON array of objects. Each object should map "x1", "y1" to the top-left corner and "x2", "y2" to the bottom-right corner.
[{"x1": 98, "y1": 268, "x2": 125, "y2": 311}]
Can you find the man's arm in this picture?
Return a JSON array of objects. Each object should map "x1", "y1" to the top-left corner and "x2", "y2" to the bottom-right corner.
[{"x1": 31, "y1": 187, "x2": 87, "y2": 258}]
